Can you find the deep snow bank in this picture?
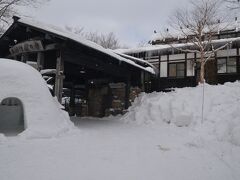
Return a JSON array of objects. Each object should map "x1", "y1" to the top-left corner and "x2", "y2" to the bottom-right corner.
[
  {"x1": 0, "y1": 59, "x2": 73, "y2": 138},
  {"x1": 122, "y1": 82, "x2": 240, "y2": 146}
]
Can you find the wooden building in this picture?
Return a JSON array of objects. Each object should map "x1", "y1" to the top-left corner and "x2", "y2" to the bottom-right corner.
[
  {"x1": 0, "y1": 16, "x2": 156, "y2": 117},
  {"x1": 118, "y1": 21, "x2": 240, "y2": 91}
]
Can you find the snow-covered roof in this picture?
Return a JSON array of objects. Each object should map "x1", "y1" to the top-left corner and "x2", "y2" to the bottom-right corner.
[
  {"x1": 151, "y1": 21, "x2": 240, "y2": 42},
  {"x1": 114, "y1": 51, "x2": 157, "y2": 73},
  {"x1": 117, "y1": 37, "x2": 240, "y2": 55},
  {"x1": 14, "y1": 17, "x2": 155, "y2": 75}
]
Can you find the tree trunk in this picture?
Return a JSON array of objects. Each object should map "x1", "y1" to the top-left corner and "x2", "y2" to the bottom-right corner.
[
  {"x1": 200, "y1": 61, "x2": 205, "y2": 84},
  {"x1": 199, "y1": 52, "x2": 205, "y2": 84}
]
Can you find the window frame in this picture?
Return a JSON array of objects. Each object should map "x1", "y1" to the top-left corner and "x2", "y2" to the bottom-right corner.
[
  {"x1": 168, "y1": 62, "x2": 186, "y2": 78},
  {"x1": 217, "y1": 57, "x2": 237, "y2": 74}
]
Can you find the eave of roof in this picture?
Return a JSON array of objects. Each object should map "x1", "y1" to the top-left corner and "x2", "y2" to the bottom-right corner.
[
  {"x1": 0, "y1": 17, "x2": 156, "y2": 75},
  {"x1": 117, "y1": 37, "x2": 240, "y2": 55}
]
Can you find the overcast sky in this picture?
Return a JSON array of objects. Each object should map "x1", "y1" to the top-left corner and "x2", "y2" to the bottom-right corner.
[{"x1": 23, "y1": 0, "x2": 191, "y2": 47}]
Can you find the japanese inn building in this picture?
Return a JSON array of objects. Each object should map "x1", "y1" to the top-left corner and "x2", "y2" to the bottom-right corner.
[
  {"x1": 1, "y1": 16, "x2": 240, "y2": 117},
  {"x1": 117, "y1": 19, "x2": 240, "y2": 91},
  {"x1": 0, "y1": 16, "x2": 156, "y2": 117}
]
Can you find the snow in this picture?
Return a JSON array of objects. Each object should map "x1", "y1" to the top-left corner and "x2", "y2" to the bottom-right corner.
[
  {"x1": 40, "y1": 69, "x2": 56, "y2": 75},
  {"x1": 123, "y1": 82, "x2": 240, "y2": 146},
  {"x1": 151, "y1": 21, "x2": 240, "y2": 42},
  {"x1": 117, "y1": 37, "x2": 240, "y2": 55},
  {"x1": 0, "y1": 59, "x2": 74, "y2": 138},
  {"x1": 0, "y1": 81, "x2": 240, "y2": 180},
  {"x1": 116, "y1": 42, "x2": 194, "y2": 54},
  {"x1": 115, "y1": 51, "x2": 156, "y2": 68},
  {"x1": 15, "y1": 17, "x2": 155, "y2": 74}
]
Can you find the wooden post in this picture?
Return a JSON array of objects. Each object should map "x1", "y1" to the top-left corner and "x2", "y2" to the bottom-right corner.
[
  {"x1": 167, "y1": 54, "x2": 170, "y2": 77},
  {"x1": 69, "y1": 84, "x2": 76, "y2": 116},
  {"x1": 125, "y1": 77, "x2": 131, "y2": 109},
  {"x1": 194, "y1": 52, "x2": 198, "y2": 85},
  {"x1": 54, "y1": 50, "x2": 64, "y2": 103},
  {"x1": 237, "y1": 44, "x2": 239, "y2": 74},
  {"x1": 37, "y1": 52, "x2": 44, "y2": 71},
  {"x1": 141, "y1": 71, "x2": 145, "y2": 91},
  {"x1": 21, "y1": 53, "x2": 28, "y2": 63},
  {"x1": 158, "y1": 55, "x2": 161, "y2": 79},
  {"x1": 21, "y1": 54, "x2": 24, "y2": 62},
  {"x1": 158, "y1": 55, "x2": 161, "y2": 91},
  {"x1": 185, "y1": 52, "x2": 187, "y2": 77}
]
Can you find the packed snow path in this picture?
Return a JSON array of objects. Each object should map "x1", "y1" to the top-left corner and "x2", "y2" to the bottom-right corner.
[{"x1": 0, "y1": 116, "x2": 240, "y2": 180}]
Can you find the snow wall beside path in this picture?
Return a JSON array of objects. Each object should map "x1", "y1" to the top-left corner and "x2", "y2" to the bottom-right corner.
[
  {"x1": 122, "y1": 82, "x2": 240, "y2": 146},
  {"x1": 0, "y1": 59, "x2": 74, "y2": 138}
]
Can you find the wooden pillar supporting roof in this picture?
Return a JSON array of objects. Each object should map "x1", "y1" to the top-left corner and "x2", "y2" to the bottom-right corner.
[{"x1": 54, "y1": 50, "x2": 65, "y2": 102}]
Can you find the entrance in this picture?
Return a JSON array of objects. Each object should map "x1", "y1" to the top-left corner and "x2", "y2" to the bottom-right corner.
[{"x1": 0, "y1": 97, "x2": 25, "y2": 135}]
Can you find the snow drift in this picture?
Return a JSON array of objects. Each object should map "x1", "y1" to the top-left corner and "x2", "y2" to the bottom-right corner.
[
  {"x1": 122, "y1": 82, "x2": 240, "y2": 146},
  {"x1": 0, "y1": 59, "x2": 73, "y2": 138}
]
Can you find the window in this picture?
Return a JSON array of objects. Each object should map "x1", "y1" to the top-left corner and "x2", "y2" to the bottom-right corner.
[
  {"x1": 169, "y1": 63, "x2": 185, "y2": 78},
  {"x1": 217, "y1": 57, "x2": 237, "y2": 74},
  {"x1": 220, "y1": 33, "x2": 236, "y2": 39}
]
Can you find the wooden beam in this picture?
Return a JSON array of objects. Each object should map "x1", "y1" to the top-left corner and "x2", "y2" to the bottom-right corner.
[
  {"x1": 167, "y1": 54, "x2": 170, "y2": 77},
  {"x1": 158, "y1": 55, "x2": 161, "y2": 79},
  {"x1": 45, "y1": 43, "x2": 61, "y2": 51},
  {"x1": 158, "y1": 55, "x2": 161, "y2": 90},
  {"x1": 125, "y1": 77, "x2": 131, "y2": 109},
  {"x1": 37, "y1": 52, "x2": 44, "y2": 70},
  {"x1": 141, "y1": 71, "x2": 145, "y2": 91},
  {"x1": 237, "y1": 44, "x2": 239, "y2": 74},
  {"x1": 185, "y1": 52, "x2": 187, "y2": 77},
  {"x1": 63, "y1": 50, "x2": 131, "y2": 78},
  {"x1": 54, "y1": 50, "x2": 65, "y2": 102},
  {"x1": 194, "y1": 52, "x2": 197, "y2": 82},
  {"x1": 69, "y1": 85, "x2": 76, "y2": 116},
  {"x1": 21, "y1": 53, "x2": 28, "y2": 63}
]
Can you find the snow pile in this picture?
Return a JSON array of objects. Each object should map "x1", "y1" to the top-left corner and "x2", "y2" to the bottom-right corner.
[
  {"x1": 0, "y1": 59, "x2": 74, "y2": 138},
  {"x1": 122, "y1": 82, "x2": 240, "y2": 146},
  {"x1": 0, "y1": 134, "x2": 6, "y2": 142}
]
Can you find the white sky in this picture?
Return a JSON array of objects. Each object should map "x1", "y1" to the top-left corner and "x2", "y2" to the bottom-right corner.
[{"x1": 19, "y1": 0, "x2": 193, "y2": 47}]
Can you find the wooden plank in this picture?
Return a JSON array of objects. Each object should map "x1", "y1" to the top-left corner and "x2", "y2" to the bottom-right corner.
[
  {"x1": 37, "y1": 52, "x2": 44, "y2": 70},
  {"x1": 9, "y1": 40, "x2": 44, "y2": 56},
  {"x1": 54, "y1": 50, "x2": 65, "y2": 102}
]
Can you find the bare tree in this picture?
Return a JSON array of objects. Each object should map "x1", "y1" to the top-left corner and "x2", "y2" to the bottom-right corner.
[
  {"x1": 138, "y1": 40, "x2": 148, "y2": 47},
  {"x1": 84, "y1": 31, "x2": 121, "y2": 49},
  {"x1": 225, "y1": 0, "x2": 240, "y2": 9},
  {"x1": 0, "y1": 0, "x2": 48, "y2": 32},
  {"x1": 65, "y1": 25, "x2": 85, "y2": 36},
  {"x1": 65, "y1": 26, "x2": 121, "y2": 50},
  {"x1": 168, "y1": 0, "x2": 231, "y2": 83},
  {"x1": 100, "y1": 32, "x2": 120, "y2": 49}
]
